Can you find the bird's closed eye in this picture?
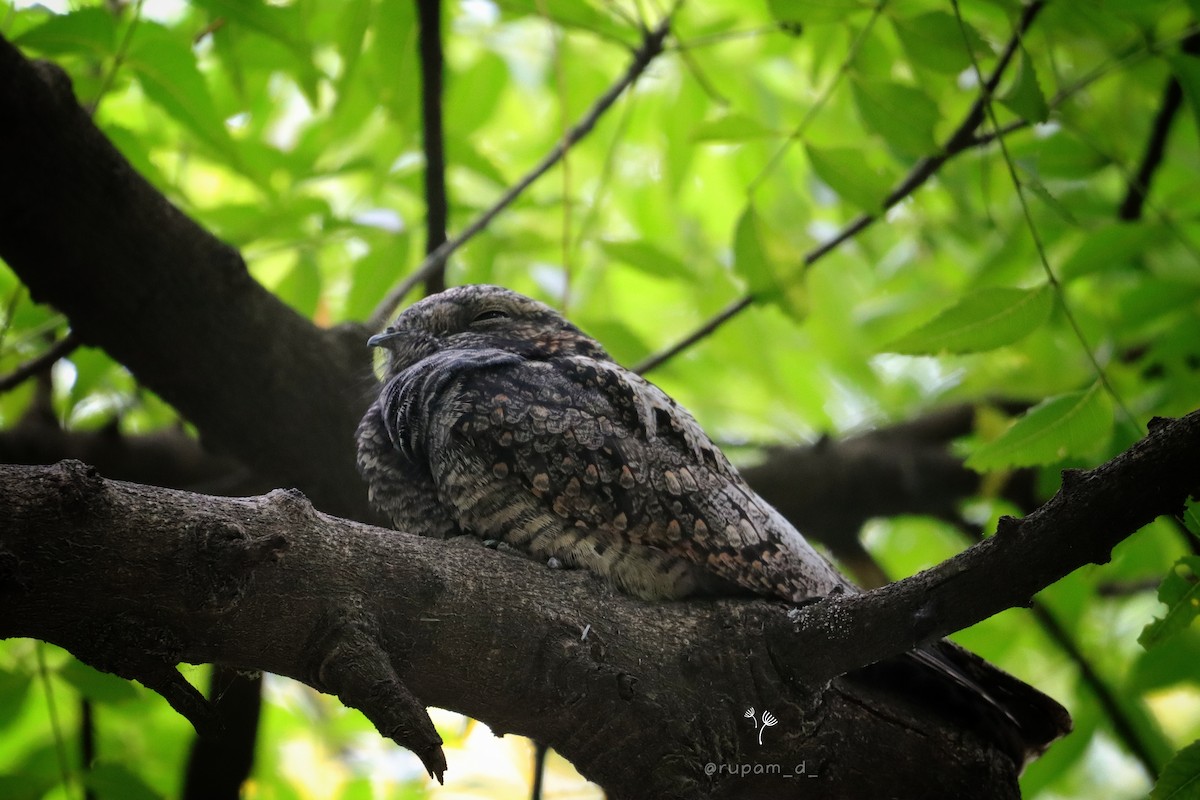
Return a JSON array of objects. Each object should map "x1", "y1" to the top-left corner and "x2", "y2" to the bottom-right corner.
[{"x1": 471, "y1": 309, "x2": 510, "y2": 324}]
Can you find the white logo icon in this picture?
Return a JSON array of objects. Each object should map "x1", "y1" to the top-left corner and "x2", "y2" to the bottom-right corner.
[{"x1": 743, "y1": 707, "x2": 778, "y2": 745}]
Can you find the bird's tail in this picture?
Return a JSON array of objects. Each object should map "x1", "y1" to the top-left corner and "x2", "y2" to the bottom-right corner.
[{"x1": 852, "y1": 640, "x2": 1072, "y2": 768}]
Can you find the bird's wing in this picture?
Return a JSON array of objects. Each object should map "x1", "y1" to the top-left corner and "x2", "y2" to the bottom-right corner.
[{"x1": 419, "y1": 351, "x2": 847, "y2": 601}]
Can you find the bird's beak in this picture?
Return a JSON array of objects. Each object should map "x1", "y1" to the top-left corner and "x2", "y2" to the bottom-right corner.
[{"x1": 367, "y1": 330, "x2": 403, "y2": 348}]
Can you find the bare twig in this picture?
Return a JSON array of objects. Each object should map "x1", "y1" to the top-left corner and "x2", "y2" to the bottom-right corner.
[
  {"x1": 1117, "y1": 33, "x2": 1200, "y2": 221},
  {"x1": 415, "y1": 0, "x2": 449, "y2": 296},
  {"x1": 0, "y1": 331, "x2": 80, "y2": 395},
  {"x1": 367, "y1": 13, "x2": 674, "y2": 331},
  {"x1": 634, "y1": 1, "x2": 1047, "y2": 374},
  {"x1": 1028, "y1": 601, "x2": 1162, "y2": 775}
]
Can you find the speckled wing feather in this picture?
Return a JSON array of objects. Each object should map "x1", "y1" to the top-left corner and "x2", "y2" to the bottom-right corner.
[{"x1": 395, "y1": 348, "x2": 850, "y2": 602}]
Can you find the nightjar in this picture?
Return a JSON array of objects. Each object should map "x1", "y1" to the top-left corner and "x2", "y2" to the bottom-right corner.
[{"x1": 356, "y1": 284, "x2": 1070, "y2": 761}]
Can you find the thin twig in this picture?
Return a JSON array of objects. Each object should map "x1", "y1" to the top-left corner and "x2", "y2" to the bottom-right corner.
[
  {"x1": 634, "y1": 2, "x2": 1046, "y2": 374},
  {"x1": 367, "y1": 13, "x2": 674, "y2": 331},
  {"x1": 968, "y1": 23, "x2": 1200, "y2": 152},
  {"x1": 416, "y1": 0, "x2": 449, "y2": 296},
  {"x1": 633, "y1": 295, "x2": 750, "y2": 374},
  {"x1": 0, "y1": 331, "x2": 80, "y2": 395},
  {"x1": 747, "y1": 0, "x2": 888, "y2": 196},
  {"x1": 1118, "y1": 32, "x2": 1200, "y2": 221},
  {"x1": 952, "y1": 0, "x2": 1138, "y2": 433},
  {"x1": 89, "y1": 0, "x2": 146, "y2": 117}
]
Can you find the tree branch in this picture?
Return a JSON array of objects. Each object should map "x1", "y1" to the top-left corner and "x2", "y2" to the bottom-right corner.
[
  {"x1": 367, "y1": 14, "x2": 673, "y2": 331},
  {"x1": 0, "y1": 34, "x2": 374, "y2": 519},
  {"x1": 633, "y1": 1, "x2": 1046, "y2": 375},
  {"x1": 0, "y1": 463, "x2": 1027, "y2": 799},
  {"x1": 0, "y1": 330, "x2": 80, "y2": 394},
  {"x1": 774, "y1": 409, "x2": 1200, "y2": 685},
  {"x1": 415, "y1": 0, "x2": 448, "y2": 296},
  {"x1": 1116, "y1": 32, "x2": 1200, "y2": 221},
  {"x1": 3, "y1": 407, "x2": 1195, "y2": 796}
]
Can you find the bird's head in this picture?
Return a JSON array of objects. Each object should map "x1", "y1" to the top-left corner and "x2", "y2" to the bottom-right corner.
[{"x1": 368, "y1": 284, "x2": 611, "y2": 377}]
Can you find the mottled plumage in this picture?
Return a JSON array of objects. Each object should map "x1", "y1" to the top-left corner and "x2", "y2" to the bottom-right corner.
[
  {"x1": 356, "y1": 284, "x2": 848, "y2": 602},
  {"x1": 356, "y1": 284, "x2": 1070, "y2": 762}
]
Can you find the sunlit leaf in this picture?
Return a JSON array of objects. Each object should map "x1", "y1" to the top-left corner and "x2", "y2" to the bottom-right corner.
[
  {"x1": 693, "y1": 113, "x2": 777, "y2": 142},
  {"x1": 126, "y1": 23, "x2": 243, "y2": 170},
  {"x1": 884, "y1": 286, "x2": 1054, "y2": 354},
  {"x1": 598, "y1": 240, "x2": 693, "y2": 280},
  {"x1": 733, "y1": 206, "x2": 804, "y2": 320},
  {"x1": 59, "y1": 659, "x2": 140, "y2": 704},
  {"x1": 446, "y1": 52, "x2": 509, "y2": 135},
  {"x1": 1170, "y1": 54, "x2": 1200, "y2": 138},
  {"x1": 999, "y1": 46, "x2": 1049, "y2": 123},
  {"x1": 766, "y1": 0, "x2": 872, "y2": 25},
  {"x1": 0, "y1": 668, "x2": 32, "y2": 729},
  {"x1": 13, "y1": 7, "x2": 116, "y2": 58},
  {"x1": 804, "y1": 144, "x2": 890, "y2": 211},
  {"x1": 498, "y1": 0, "x2": 636, "y2": 44},
  {"x1": 191, "y1": 0, "x2": 322, "y2": 102},
  {"x1": 892, "y1": 11, "x2": 988, "y2": 74},
  {"x1": 83, "y1": 763, "x2": 161, "y2": 800},
  {"x1": 733, "y1": 205, "x2": 776, "y2": 297},
  {"x1": 1150, "y1": 738, "x2": 1200, "y2": 800},
  {"x1": 276, "y1": 253, "x2": 323, "y2": 318},
  {"x1": 850, "y1": 77, "x2": 941, "y2": 156},
  {"x1": 1140, "y1": 557, "x2": 1200, "y2": 650},
  {"x1": 966, "y1": 383, "x2": 1114, "y2": 470},
  {"x1": 1058, "y1": 222, "x2": 1161, "y2": 282}
]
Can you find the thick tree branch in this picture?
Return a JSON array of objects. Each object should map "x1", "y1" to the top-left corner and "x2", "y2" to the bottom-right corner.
[
  {"x1": 3, "y1": 407, "x2": 1196, "y2": 796},
  {"x1": 0, "y1": 35, "x2": 373, "y2": 519},
  {"x1": 773, "y1": 410, "x2": 1200, "y2": 685},
  {"x1": 1, "y1": 460, "x2": 1042, "y2": 800}
]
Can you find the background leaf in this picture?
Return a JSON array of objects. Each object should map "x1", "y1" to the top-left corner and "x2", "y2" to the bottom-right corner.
[
  {"x1": 884, "y1": 286, "x2": 1054, "y2": 355},
  {"x1": 967, "y1": 383, "x2": 1115, "y2": 470}
]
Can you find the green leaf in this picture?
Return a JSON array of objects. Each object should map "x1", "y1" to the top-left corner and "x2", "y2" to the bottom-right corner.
[
  {"x1": 498, "y1": 0, "x2": 636, "y2": 44},
  {"x1": 966, "y1": 383, "x2": 1114, "y2": 470},
  {"x1": 1151, "y1": 738, "x2": 1200, "y2": 800},
  {"x1": 446, "y1": 52, "x2": 509, "y2": 135},
  {"x1": 59, "y1": 660, "x2": 140, "y2": 704},
  {"x1": 1058, "y1": 222, "x2": 1161, "y2": 282},
  {"x1": 732, "y1": 206, "x2": 804, "y2": 319},
  {"x1": 733, "y1": 205, "x2": 776, "y2": 297},
  {"x1": 766, "y1": 0, "x2": 871, "y2": 25},
  {"x1": 275, "y1": 253, "x2": 323, "y2": 318},
  {"x1": 1170, "y1": 54, "x2": 1200, "y2": 139},
  {"x1": 13, "y1": 7, "x2": 116, "y2": 58},
  {"x1": 0, "y1": 668, "x2": 32, "y2": 729},
  {"x1": 82, "y1": 763, "x2": 161, "y2": 800},
  {"x1": 1140, "y1": 557, "x2": 1200, "y2": 650},
  {"x1": 884, "y1": 285, "x2": 1054, "y2": 355},
  {"x1": 893, "y1": 11, "x2": 988, "y2": 74},
  {"x1": 190, "y1": 0, "x2": 321, "y2": 102},
  {"x1": 850, "y1": 77, "x2": 941, "y2": 157},
  {"x1": 126, "y1": 24, "x2": 242, "y2": 169},
  {"x1": 598, "y1": 240, "x2": 693, "y2": 280},
  {"x1": 693, "y1": 113, "x2": 777, "y2": 142},
  {"x1": 999, "y1": 46, "x2": 1049, "y2": 123},
  {"x1": 804, "y1": 144, "x2": 890, "y2": 211}
]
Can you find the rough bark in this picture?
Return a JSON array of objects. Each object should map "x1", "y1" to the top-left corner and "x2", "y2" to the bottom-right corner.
[
  {"x1": 0, "y1": 34, "x2": 373, "y2": 520},
  {"x1": 0, "y1": 460, "x2": 1031, "y2": 800},
  {"x1": 3, "y1": 403, "x2": 1197, "y2": 797}
]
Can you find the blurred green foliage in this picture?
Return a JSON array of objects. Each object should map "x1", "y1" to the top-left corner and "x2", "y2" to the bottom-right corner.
[{"x1": 2, "y1": 0, "x2": 1200, "y2": 797}]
